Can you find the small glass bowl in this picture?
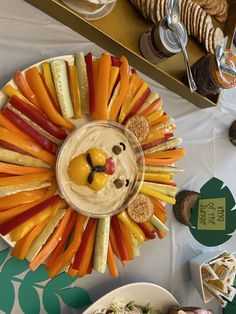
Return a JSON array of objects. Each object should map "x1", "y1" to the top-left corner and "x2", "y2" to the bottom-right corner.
[
  {"x1": 61, "y1": 0, "x2": 117, "y2": 20},
  {"x1": 56, "y1": 121, "x2": 144, "y2": 218}
]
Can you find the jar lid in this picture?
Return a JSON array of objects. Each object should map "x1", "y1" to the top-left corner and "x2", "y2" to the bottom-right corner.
[{"x1": 152, "y1": 18, "x2": 188, "y2": 56}]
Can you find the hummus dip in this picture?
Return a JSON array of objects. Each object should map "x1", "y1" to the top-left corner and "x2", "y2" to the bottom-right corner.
[{"x1": 57, "y1": 122, "x2": 141, "y2": 216}]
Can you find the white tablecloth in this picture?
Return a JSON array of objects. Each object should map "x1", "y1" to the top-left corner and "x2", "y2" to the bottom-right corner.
[{"x1": 0, "y1": 1, "x2": 235, "y2": 313}]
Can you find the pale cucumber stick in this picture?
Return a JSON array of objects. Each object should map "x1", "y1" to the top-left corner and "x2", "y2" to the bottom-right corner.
[
  {"x1": 150, "y1": 215, "x2": 169, "y2": 233},
  {"x1": 27, "y1": 208, "x2": 66, "y2": 262},
  {"x1": 50, "y1": 60, "x2": 74, "y2": 119},
  {"x1": 93, "y1": 216, "x2": 110, "y2": 273},
  {"x1": 130, "y1": 232, "x2": 140, "y2": 257},
  {"x1": 145, "y1": 138, "x2": 183, "y2": 154},
  {"x1": 142, "y1": 182, "x2": 178, "y2": 197},
  {"x1": 152, "y1": 118, "x2": 175, "y2": 131},
  {"x1": 0, "y1": 181, "x2": 51, "y2": 198},
  {"x1": 0, "y1": 148, "x2": 49, "y2": 168},
  {"x1": 75, "y1": 52, "x2": 89, "y2": 115},
  {"x1": 145, "y1": 165, "x2": 184, "y2": 173}
]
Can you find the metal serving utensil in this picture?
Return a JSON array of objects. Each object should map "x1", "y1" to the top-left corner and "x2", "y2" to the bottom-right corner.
[
  {"x1": 215, "y1": 44, "x2": 236, "y2": 76},
  {"x1": 167, "y1": 0, "x2": 197, "y2": 92}
]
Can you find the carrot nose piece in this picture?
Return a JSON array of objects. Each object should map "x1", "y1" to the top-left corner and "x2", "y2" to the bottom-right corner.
[{"x1": 105, "y1": 157, "x2": 115, "y2": 175}]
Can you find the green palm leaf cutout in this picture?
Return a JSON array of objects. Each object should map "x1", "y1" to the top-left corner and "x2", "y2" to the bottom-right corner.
[
  {"x1": 45, "y1": 271, "x2": 78, "y2": 290},
  {"x1": 190, "y1": 177, "x2": 236, "y2": 246},
  {"x1": 57, "y1": 287, "x2": 92, "y2": 308},
  {"x1": 18, "y1": 283, "x2": 40, "y2": 314},
  {"x1": 0, "y1": 273, "x2": 15, "y2": 314},
  {"x1": 23, "y1": 264, "x2": 49, "y2": 284},
  {"x1": 2, "y1": 256, "x2": 29, "y2": 277},
  {"x1": 43, "y1": 287, "x2": 61, "y2": 314},
  {"x1": 0, "y1": 247, "x2": 10, "y2": 266}
]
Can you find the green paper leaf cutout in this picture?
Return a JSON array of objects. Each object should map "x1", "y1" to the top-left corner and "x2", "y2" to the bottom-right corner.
[
  {"x1": 0, "y1": 273, "x2": 15, "y2": 314},
  {"x1": 190, "y1": 177, "x2": 236, "y2": 246},
  {"x1": 224, "y1": 302, "x2": 236, "y2": 314},
  {"x1": 23, "y1": 264, "x2": 49, "y2": 284},
  {"x1": 2, "y1": 256, "x2": 29, "y2": 277},
  {"x1": 0, "y1": 247, "x2": 10, "y2": 266},
  {"x1": 18, "y1": 283, "x2": 40, "y2": 314},
  {"x1": 45, "y1": 271, "x2": 77, "y2": 291},
  {"x1": 57, "y1": 287, "x2": 92, "y2": 308},
  {"x1": 43, "y1": 288, "x2": 61, "y2": 314}
]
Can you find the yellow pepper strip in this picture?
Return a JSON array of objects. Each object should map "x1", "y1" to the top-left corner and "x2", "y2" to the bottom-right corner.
[
  {"x1": 139, "y1": 172, "x2": 173, "y2": 183},
  {"x1": 146, "y1": 109, "x2": 163, "y2": 124},
  {"x1": 3, "y1": 84, "x2": 35, "y2": 107},
  {"x1": 69, "y1": 65, "x2": 81, "y2": 119},
  {"x1": 108, "y1": 66, "x2": 120, "y2": 101},
  {"x1": 42, "y1": 62, "x2": 60, "y2": 112},
  {"x1": 117, "y1": 210, "x2": 145, "y2": 244},
  {"x1": 140, "y1": 185, "x2": 176, "y2": 204},
  {"x1": 10, "y1": 205, "x2": 54, "y2": 242}
]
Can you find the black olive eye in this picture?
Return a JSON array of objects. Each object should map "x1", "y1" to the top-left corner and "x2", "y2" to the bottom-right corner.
[
  {"x1": 125, "y1": 179, "x2": 130, "y2": 187},
  {"x1": 119, "y1": 142, "x2": 126, "y2": 151},
  {"x1": 112, "y1": 145, "x2": 122, "y2": 155},
  {"x1": 113, "y1": 179, "x2": 124, "y2": 189}
]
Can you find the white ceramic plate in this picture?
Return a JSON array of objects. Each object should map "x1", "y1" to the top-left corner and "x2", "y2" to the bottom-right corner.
[{"x1": 83, "y1": 282, "x2": 179, "y2": 314}]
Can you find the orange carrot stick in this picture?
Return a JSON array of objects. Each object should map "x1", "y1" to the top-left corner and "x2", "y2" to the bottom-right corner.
[
  {"x1": 0, "y1": 171, "x2": 54, "y2": 187},
  {"x1": 109, "y1": 56, "x2": 129, "y2": 121},
  {"x1": 25, "y1": 67, "x2": 75, "y2": 130},
  {"x1": 145, "y1": 148, "x2": 185, "y2": 159},
  {"x1": 140, "y1": 98, "x2": 163, "y2": 117},
  {"x1": 94, "y1": 53, "x2": 111, "y2": 120},
  {"x1": 150, "y1": 197, "x2": 167, "y2": 213},
  {"x1": 0, "y1": 112, "x2": 33, "y2": 141},
  {"x1": 118, "y1": 220, "x2": 134, "y2": 260},
  {"x1": 107, "y1": 240, "x2": 118, "y2": 277},
  {"x1": 48, "y1": 213, "x2": 85, "y2": 278},
  {"x1": 0, "y1": 126, "x2": 56, "y2": 166},
  {"x1": 144, "y1": 156, "x2": 181, "y2": 166},
  {"x1": 0, "y1": 188, "x2": 47, "y2": 211},
  {"x1": 29, "y1": 207, "x2": 73, "y2": 271},
  {"x1": 0, "y1": 179, "x2": 57, "y2": 223},
  {"x1": 0, "y1": 162, "x2": 53, "y2": 176},
  {"x1": 150, "y1": 114, "x2": 169, "y2": 127},
  {"x1": 13, "y1": 71, "x2": 40, "y2": 108},
  {"x1": 109, "y1": 224, "x2": 126, "y2": 266},
  {"x1": 45, "y1": 211, "x2": 77, "y2": 270}
]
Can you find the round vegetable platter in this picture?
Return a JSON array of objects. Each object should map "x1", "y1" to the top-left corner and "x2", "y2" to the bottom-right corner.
[{"x1": 0, "y1": 51, "x2": 185, "y2": 279}]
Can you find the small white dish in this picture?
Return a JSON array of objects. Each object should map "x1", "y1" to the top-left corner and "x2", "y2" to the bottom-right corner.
[
  {"x1": 189, "y1": 250, "x2": 227, "y2": 303},
  {"x1": 83, "y1": 282, "x2": 179, "y2": 314}
]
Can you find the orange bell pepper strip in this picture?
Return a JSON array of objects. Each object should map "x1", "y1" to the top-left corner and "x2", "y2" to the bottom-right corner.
[
  {"x1": 107, "y1": 240, "x2": 118, "y2": 277},
  {"x1": 45, "y1": 211, "x2": 77, "y2": 270},
  {"x1": 94, "y1": 53, "x2": 111, "y2": 120},
  {"x1": 0, "y1": 188, "x2": 47, "y2": 211},
  {"x1": 145, "y1": 148, "x2": 186, "y2": 159},
  {"x1": 93, "y1": 58, "x2": 100, "y2": 94},
  {"x1": 139, "y1": 97, "x2": 163, "y2": 117},
  {"x1": 25, "y1": 67, "x2": 75, "y2": 130},
  {"x1": 109, "y1": 56, "x2": 129, "y2": 121},
  {"x1": 111, "y1": 216, "x2": 129, "y2": 261},
  {"x1": 13, "y1": 71, "x2": 40, "y2": 108},
  {"x1": 48, "y1": 213, "x2": 85, "y2": 278},
  {"x1": 146, "y1": 109, "x2": 164, "y2": 124},
  {"x1": 41, "y1": 62, "x2": 60, "y2": 112},
  {"x1": 0, "y1": 171, "x2": 54, "y2": 187},
  {"x1": 0, "y1": 162, "x2": 52, "y2": 176},
  {"x1": 0, "y1": 113, "x2": 33, "y2": 141},
  {"x1": 118, "y1": 73, "x2": 144, "y2": 123},
  {"x1": 0, "y1": 179, "x2": 57, "y2": 223},
  {"x1": 29, "y1": 207, "x2": 73, "y2": 271},
  {"x1": 118, "y1": 219, "x2": 134, "y2": 260},
  {"x1": 0, "y1": 126, "x2": 56, "y2": 167},
  {"x1": 144, "y1": 157, "x2": 181, "y2": 166},
  {"x1": 150, "y1": 114, "x2": 169, "y2": 127},
  {"x1": 3, "y1": 84, "x2": 35, "y2": 107},
  {"x1": 150, "y1": 197, "x2": 167, "y2": 213}
]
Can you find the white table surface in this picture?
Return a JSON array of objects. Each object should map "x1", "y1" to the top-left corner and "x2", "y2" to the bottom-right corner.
[{"x1": 0, "y1": 1, "x2": 235, "y2": 313}]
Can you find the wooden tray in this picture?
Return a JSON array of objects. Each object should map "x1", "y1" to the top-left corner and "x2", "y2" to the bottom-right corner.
[{"x1": 24, "y1": 0, "x2": 236, "y2": 108}]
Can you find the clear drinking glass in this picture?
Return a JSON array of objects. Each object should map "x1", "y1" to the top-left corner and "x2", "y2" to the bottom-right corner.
[{"x1": 62, "y1": 0, "x2": 117, "y2": 20}]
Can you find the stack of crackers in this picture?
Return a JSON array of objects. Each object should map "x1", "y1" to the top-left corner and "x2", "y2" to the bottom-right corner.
[
  {"x1": 193, "y1": 0, "x2": 228, "y2": 23},
  {"x1": 129, "y1": 0, "x2": 225, "y2": 53}
]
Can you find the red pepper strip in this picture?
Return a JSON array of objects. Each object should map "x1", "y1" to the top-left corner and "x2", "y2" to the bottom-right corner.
[
  {"x1": 2, "y1": 108, "x2": 56, "y2": 154},
  {"x1": 0, "y1": 194, "x2": 62, "y2": 235},
  {"x1": 139, "y1": 221, "x2": 156, "y2": 240},
  {"x1": 45, "y1": 211, "x2": 77, "y2": 270},
  {"x1": 111, "y1": 216, "x2": 129, "y2": 261},
  {"x1": 9, "y1": 96, "x2": 67, "y2": 140},
  {"x1": 111, "y1": 56, "x2": 121, "y2": 67},
  {"x1": 0, "y1": 139, "x2": 30, "y2": 156},
  {"x1": 86, "y1": 258, "x2": 93, "y2": 274},
  {"x1": 71, "y1": 218, "x2": 96, "y2": 270},
  {"x1": 141, "y1": 133, "x2": 174, "y2": 151},
  {"x1": 131, "y1": 68, "x2": 137, "y2": 74},
  {"x1": 85, "y1": 53, "x2": 96, "y2": 116}
]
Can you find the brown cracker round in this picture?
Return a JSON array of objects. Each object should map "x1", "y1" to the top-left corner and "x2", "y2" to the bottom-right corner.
[
  {"x1": 212, "y1": 27, "x2": 224, "y2": 52},
  {"x1": 125, "y1": 114, "x2": 150, "y2": 142},
  {"x1": 127, "y1": 193, "x2": 154, "y2": 223}
]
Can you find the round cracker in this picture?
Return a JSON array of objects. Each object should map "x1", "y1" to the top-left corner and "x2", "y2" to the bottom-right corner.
[
  {"x1": 150, "y1": 0, "x2": 157, "y2": 23},
  {"x1": 194, "y1": 4, "x2": 202, "y2": 38},
  {"x1": 187, "y1": 1, "x2": 195, "y2": 36},
  {"x1": 127, "y1": 194, "x2": 154, "y2": 223},
  {"x1": 198, "y1": 9, "x2": 207, "y2": 42},
  {"x1": 212, "y1": 27, "x2": 224, "y2": 52},
  {"x1": 146, "y1": 0, "x2": 152, "y2": 19}
]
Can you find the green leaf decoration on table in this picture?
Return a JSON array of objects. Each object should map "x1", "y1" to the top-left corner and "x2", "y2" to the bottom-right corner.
[
  {"x1": 0, "y1": 248, "x2": 92, "y2": 313},
  {"x1": 190, "y1": 177, "x2": 236, "y2": 246},
  {"x1": 224, "y1": 277, "x2": 236, "y2": 314}
]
